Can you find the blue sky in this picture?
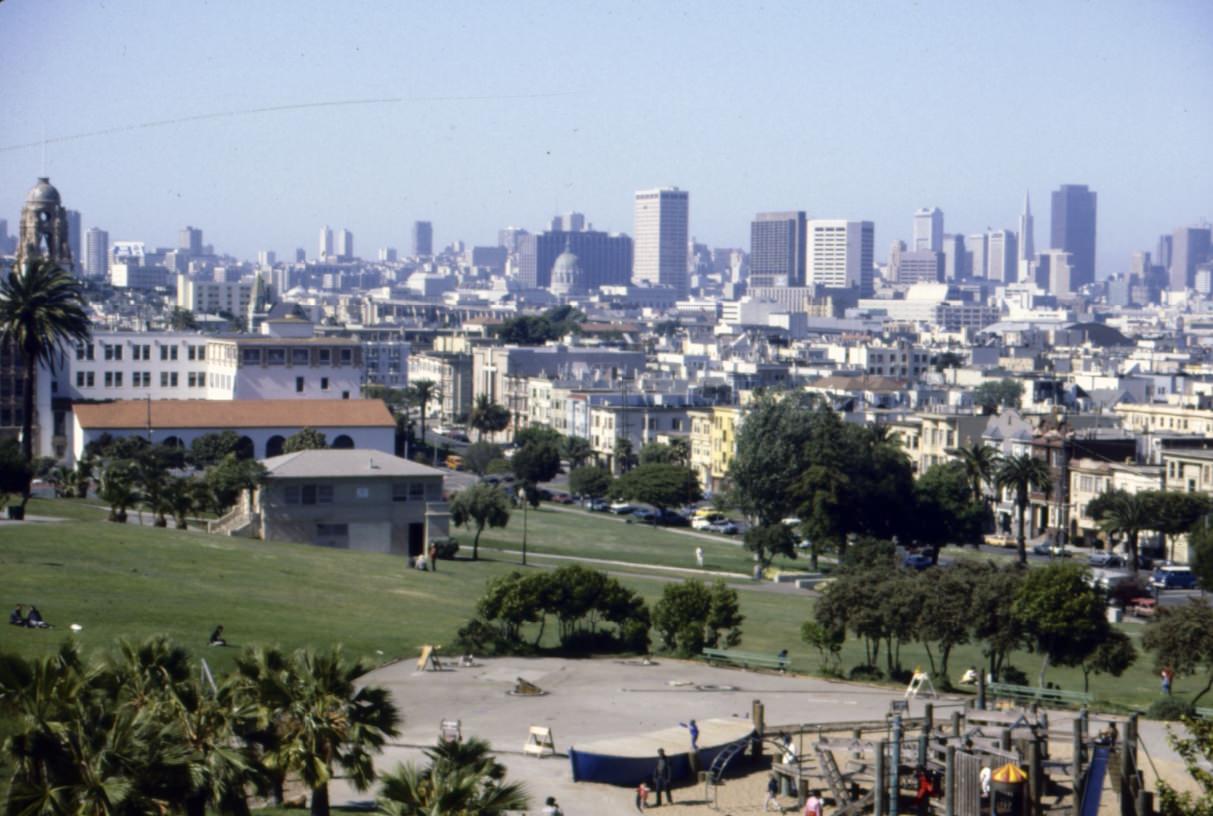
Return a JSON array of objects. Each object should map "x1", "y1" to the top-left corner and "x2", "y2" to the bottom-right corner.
[{"x1": 1, "y1": 0, "x2": 1210, "y2": 274}]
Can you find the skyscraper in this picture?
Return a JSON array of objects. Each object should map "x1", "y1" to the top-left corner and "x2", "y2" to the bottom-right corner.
[
  {"x1": 897, "y1": 250, "x2": 944, "y2": 284},
  {"x1": 912, "y1": 207, "x2": 943, "y2": 251},
  {"x1": 319, "y1": 226, "x2": 333, "y2": 260},
  {"x1": 633, "y1": 187, "x2": 689, "y2": 294},
  {"x1": 517, "y1": 229, "x2": 632, "y2": 289},
  {"x1": 967, "y1": 233, "x2": 988, "y2": 279},
  {"x1": 1018, "y1": 192, "x2": 1035, "y2": 262},
  {"x1": 749, "y1": 211, "x2": 807, "y2": 287},
  {"x1": 1038, "y1": 249, "x2": 1074, "y2": 294},
  {"x1": 559, "y1": 212, "x2": 586, "y2": 232},
  {"x1": 941, "y1": 234, "x2": 966, "y2": 280},
  {"x1": 413, "y1": 221, "x2": 433, "y2": 257},
  {"x1": 66, "y1": 210, "x2": 82, "y2": 274},
  {"x1": 335, "y1": 229, "x2": 354, "y2": 260},
  {"x1": 180, "y1": 226, "x2": 203, "y2": 256},
  {"x1": 807, "y1": 219, "x2": 874, "y2": 295},
  {"x1": 85, "y1": 227, "x2": 109, "y2": 278},
  {"x1": 1050, "y1": 184, "x2": 1097, "y2": 288},
  {"x1": 987, "y1": 230, "x2": 1018, "y2": 283},
  {"x1": 1169, "y1": 226, "x2": 1212, "y2": 291}
]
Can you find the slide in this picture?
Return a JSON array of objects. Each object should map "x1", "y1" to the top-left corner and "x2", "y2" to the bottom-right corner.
[{"x1": 1080, "y1": 745, "x2": 1111, "y2": 816}]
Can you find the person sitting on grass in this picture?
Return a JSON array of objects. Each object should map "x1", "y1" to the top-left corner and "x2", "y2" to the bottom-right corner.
[
  {"x1": 25, "y1": 606, "x2": 50, "y2": 629},
  {"x1": 9, "y1": 604, "x2": 24, "y2": 626},
  {"x1": 209, "y1": 625, "x2": 226, "y2": 646}
]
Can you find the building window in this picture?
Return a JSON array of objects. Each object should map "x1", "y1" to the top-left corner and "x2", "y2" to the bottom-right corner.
[
  {"x1": 104, "y1": 344, "x2": 123, "y2": 361},
  {"x1": 321, "y1": 377, "x2": 329, "y2": 390},
  {"x1": 113, "y1": 372, "x2": 123, "y2": 387},
  {"x1": 318, "y1": 349, "x2": 331, "y2": 364},
  {"x1": 409, "y1": 482, "x2": 425, "y2": 499},
  {"x1": 266, "y1": 349, "x2": 286, "y2": 365},
  {"x1": 340, "y1": 349, "x2": 353, "y2": 364},
  {"x1": 170, "y1": 372, "x2": 178, "y2": 387},
  {"x1": 299, "y1": 484, "x2": 334, "y2": 505},
  {"x1": 76, "y1": 372, "x2": 86, "y2": 387},
  {"x1": 292, "y1": 349, "x2": 309, "y2": 365},
  {"x1": 242, "y1": 348, "x2": 261, "y2": 365},
  {"x1": 392, "y1": 483, "x2": 409, "y2": 502},
  {"x1": 76, "y1": 343, "x2": 94, "y2": 361},
  {"x1": 296, "y1": 377, "x2": 304, "y2": 393},
  {"x1": 342, "y1": 391, "x2": 350, "y2": 400}
]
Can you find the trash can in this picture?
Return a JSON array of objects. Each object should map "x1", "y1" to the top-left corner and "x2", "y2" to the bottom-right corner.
[
  {"x1": 990, "y1": 763, "x2": 1028, "y2": 816},
  {"x1": 1106, "y1": 605, "x2": 1123, "y2": 624}
]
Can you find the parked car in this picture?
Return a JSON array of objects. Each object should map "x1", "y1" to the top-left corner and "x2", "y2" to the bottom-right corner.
[
  {"x1": 584, "y1": 498, "x2": 609, "y2": 512},
  {"x1": 609, "y1": 501, "x2": 636, "y2": 515},
  {"x1": 903, "y1": 553, "x2": 934, "y2": 571},
  {"x1": 548, "y1": 492, "x2": 574, "y2": 505},
  {"x1": 1152, "y1": 565, "x2": 1198, "y2": 590},
  {"x1": 1032, "y1": 542, "x2": 1052, "y2": 556},
  {"x1": 631, "y1": 508, "x2": 659, "y2": 523},
  {"x1": 1126, "y1": 597, "x2": 1158, "y2": 618},
  {"x1": 705, "y1": 520, "x2": 740, "y2": 535},
  {"x1": 1088, "y1": 551, "x2": 1124, "y2": 568},
  {"x1": 691, "y1": 512, "x2": 727, "y2": 530},
  {"x1": 655, "y1": 509, "x2": 689, "y2": 527}
]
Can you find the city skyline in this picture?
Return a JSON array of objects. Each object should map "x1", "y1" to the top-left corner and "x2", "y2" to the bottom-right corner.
[{"x1": 2, "y1": 1, "x2": 1211, "y2": 270}]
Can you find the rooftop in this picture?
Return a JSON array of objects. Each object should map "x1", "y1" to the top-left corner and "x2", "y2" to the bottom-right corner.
[
  {"x1": 261, "y1": 449, "x2": 443, "y2": 479},
  {"x1": 74, "y1": 399, "x2": 394, "y2": 430}
]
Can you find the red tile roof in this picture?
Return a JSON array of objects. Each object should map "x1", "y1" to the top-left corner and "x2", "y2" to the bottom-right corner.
[{"x1": 74, "y1": 399, "x2": 395, "y2": 430}]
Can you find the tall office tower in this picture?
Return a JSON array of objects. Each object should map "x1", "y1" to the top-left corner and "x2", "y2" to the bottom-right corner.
[
  {"x1": 967, "y1": 233, "x2": 989, "y2": 279},
  {"x1": 897, "y1": 250, "x2": 944, "y2": 284},
  {"x1": 85, "y1": 227, "x2": 109, "y2": 278},
  {"x1": 335, "y1": 229, "x2": 354, "y2": 260},
  {"x1": 749, "y1": 211, "x2": 807, "y2": 287},
  {"x1": 412, "y1": 221, "x2": 433, "y2": 257},
  {"x1": 941, "y1": 234, "x2": 966, "y2": 280},
  {"x1": 912, "y1": 207, "x2": 943, "y2": 251},
  {"x1": 887, "y1": 240, "x2": 905, "y2": 282},
  {"x1": 180, "y1": 226, "x2": 203, "y2": 256},
  {"x1": 65, "y1": 210, "x2": 82, "y2": 273},
  {"x1": 0, "y1": 219, "x2": 8, "y2": 254},
  {"x1": 517, "y1": 229, "x2": 632, "y2": 289},
  {"x1": 987, "y1": 230, "x2": 1018, "y2": 283},
  {"x1": 319, "y1": 226, "x2": 333, "y2": 260},
  {"x1": 559, "y1": 212, "x2": 587, "y2": 232},
  {"x1": 379, "y1": 247, "x2": 398, "y2": 262},
  {"x1": 498, "y1": 226, "x2": 529, "y2": 254},
  {"x1": 1156, "y1": 234, "x2": 1173, "y2": 273},
  {"x1": 295, "y1": 247, "x2": 306, "y2": 263},
  {"x1": 257, "y1": 250, "x2": 276, "y2": 267},
  {"x1": 1129, "y1": 251, "x2": 1152, "y2": 282},
  {"x1": 807, "y1": 219, "x2": 875, "y2": 295},
  {"x1": 1169, "y1": 225, "x2": 1213, "y2": 290},
  {"x1": 633, "y1": 187, "x2": 689, "y2": 294},
  {"x1": 1050, "y1": 184, "x2": 1097, "y2": 288},
  {"x1": 1018, "y1": 192, "x2": 1035, "y2": 262},
  {"x1": 1038, "y1": 249, "x2": 1075, "y2": 294}
]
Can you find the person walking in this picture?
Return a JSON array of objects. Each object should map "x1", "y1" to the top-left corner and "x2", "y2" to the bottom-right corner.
[
  {"x1": 653, "y1": 748, "x2": 673, "y2": 806},
  {"x1": 764, "y1": 773, "x2": 781, "y2": 811},
  {"x1": 679, "y1": 719, "x2": 700, "y2": 751},
  {"x1": 803, "y1": 789, "x2": 823, "y2": 816},
  {"x1": 1161, "y1": 666, "x2": 1174, "y2": 695},
  {"x1": 695, "y1": 546, "x2": 704, "y2": 568},
  {"x1": 635, "y1": 781, "x2": 649, "y2": 811}
]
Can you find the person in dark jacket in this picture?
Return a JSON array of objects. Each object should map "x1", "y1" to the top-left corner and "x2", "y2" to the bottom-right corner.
[{"x1": 652, "y1": 748, "x2": 673, "y2": 806}]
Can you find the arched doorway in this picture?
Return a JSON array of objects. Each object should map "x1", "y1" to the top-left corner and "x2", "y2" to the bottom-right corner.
[
  {"x1": 265, "y1": 435, "x2": 286, "y2": 458},
  {"x1": 162, "y1": 436, "x2": 183, "y2": 449},
  {"x1": 332, "y1": 434, "x2": 355, "y2": 450},
  {"x1": 235, "y1": 436, "x2": 255, "y2": 460}
]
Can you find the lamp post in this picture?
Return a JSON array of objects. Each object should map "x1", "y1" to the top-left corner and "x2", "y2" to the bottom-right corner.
[{"x1": 517, "y1": 486, "x2": 528, "y2": 566}]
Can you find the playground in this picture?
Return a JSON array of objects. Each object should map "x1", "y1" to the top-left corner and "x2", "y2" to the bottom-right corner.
[{"x1": 331, "y1": 654, "x2": 1194, "y2": 814}]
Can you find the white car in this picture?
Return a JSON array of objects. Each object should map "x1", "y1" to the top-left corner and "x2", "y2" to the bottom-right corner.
[{"x1": 692, "y1": 512, "x2": 726, "y2": 530}]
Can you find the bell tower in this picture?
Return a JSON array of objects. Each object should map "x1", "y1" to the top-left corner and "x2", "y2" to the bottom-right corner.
[{"x1": 16, "y1": 177, "x2": 74, "y2": 271}]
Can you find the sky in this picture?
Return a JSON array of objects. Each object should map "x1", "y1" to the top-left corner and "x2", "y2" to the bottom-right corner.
[{"x1": 1, "y1": 0, "x2": 1211, "y2": 274}]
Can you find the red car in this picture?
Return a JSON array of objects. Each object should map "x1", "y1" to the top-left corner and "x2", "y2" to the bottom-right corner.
[{"x1": 1127, "y1": 598, "x2": 1157, "y2": 618}]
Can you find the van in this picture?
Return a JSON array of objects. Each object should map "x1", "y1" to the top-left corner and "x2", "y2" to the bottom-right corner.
[{"x1": 1151, "y1": 565, "x2": 1198, "y2": 590}]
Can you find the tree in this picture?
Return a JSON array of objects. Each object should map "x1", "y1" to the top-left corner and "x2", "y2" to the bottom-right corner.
[
  {"x1": 1079, "y1": 629, "x2": 1136, "y2": 694},
  {"x1": 568, "y1": 465, "x2": 612, "y2": 499},
  {"x1": 377, "y1": 738, "x2": 530, "y2": 816},
  {"x1": 951, "y1": 441, "x2": 998, "y2": 513},
  {"x1": 932, "y1": 351, "x2": 965, "y2": 372},
  {"x1": 610, "y1": 463, "x2": 702, "y2": 514},
  {"x1": 409, "y1": 380, "x2": 439, "y2": 450},
  {"x1": 612, "y1": 437, "x2": 636, "y2": 473},
  {"x1": 284, "y1": 427, "x2": 328, "y2": 453},
  {"x1": 913, "y1": 461, "x2": 987, "y2": 551},
  {"x1": 0, "y1": 438, "x2": 33, "y2": 508},
  {"x1": 561, "y1": 435, "x2": 593, "y2": 469},
  {"x1": 967, "y1": 563, "x2": 1027, "y2": 681},
  {"x1": 0, "y1": 259, "x2": 91, "y2": 501},
  {"x1": 190, "y1": 430, "x2": 245, "y2": 467},
  {"x1": 98, "y1": 460, "x2": 139, "y2": 522},
  {"x1": 205, "y1": 454, "x2": 268, "y2": 514},
  {"x1": 744, "y1": 523, "x2": 798, "y2": 568},
  {"x1": 463, "y1": 441, "x2": 503, "y2": 477},
  {"x1": 729, "y1": 393, "x2": 817, "y2": 528},
  {"x1": 513, "y1": 426, "x2": 562, "y2": 450},
  {"x1": 164, "y1": 475, "x2": 203, "y2": 529},
  {"x1": 972, "y1": 379, "x2": 1024, "y2": 414},
  {"x1": 134, "y1": 443, "x2": 186, "y2": 527},
  {"x1": 450, "y1": 483, "x2": 511, "y2": 560},
  {"x1": 1190, "y1": 520, "x2": 1213, "y2": 593},
  {"x1": 995, "y1": 453, "x2": 1051, "y2": 564},
  {"x1": 169, "y1": 306, "x2": 199, "y2": 330},
  {"x1": 1011, "y1": 562, "x2": 1109, "y2": 687},
  {"x1": 1151, "y1": 491, "x2": 1212, "y2": 564},
  {"x1": 801, "y1": 620, "x2": 845, "y2": 673},
  {"x1": 510, "y1": 440, "x2": 562, "y2": 490},
  {"x1": 1143, "y1": 600, "x2": 1213, "y2": 705},
  {"x1": 468, "y1": 395, "x2": 510, "y2": 441},
  {"x1": 1092, "y1": 489, "x2": 1152, "y2": 574},
  {"x1": 918, "y1": 567, "x2": 974, "y2": 683},
  {"x1": 652, "y1": 579, "x2": 743, "y2": 656},
  {"x1": 1156, "y1": 715, "x2": 1213, "y2": 816},
  {"x1": 639, "y1": 441, "x2": 689, "y2": 467}
]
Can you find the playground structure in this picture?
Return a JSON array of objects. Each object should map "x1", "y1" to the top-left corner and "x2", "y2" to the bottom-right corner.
[{"x1": 750, "y1": 695, "x2": 1158, "y2": 816}]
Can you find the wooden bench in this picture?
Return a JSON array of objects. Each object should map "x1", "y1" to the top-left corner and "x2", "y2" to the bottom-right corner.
[
  {"x1": 702, "y1": 648, "x2": 787, "y2": 671},
  {"x1": 988, "y1": 682, "x2": 1091, "y2": 708}
]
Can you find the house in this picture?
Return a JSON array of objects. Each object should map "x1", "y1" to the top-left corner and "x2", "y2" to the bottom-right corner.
[
  {"x1": 247, "y1": 449, "x2": 448, "y2": 558},
  {"x1": 72, "y1": 399, "x2": 396, "y2": 464}
]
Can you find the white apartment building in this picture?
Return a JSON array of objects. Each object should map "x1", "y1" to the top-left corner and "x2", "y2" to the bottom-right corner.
[
  {"x1": 111, "y1": 262, "x2": 171, "y2": 289},
  {"x1": 633, "y1": 187, "x2": 689, "y2": 295},
  {"x1": 807, "y1": 219, "x2": 874, "y2": 294},
  {"x1": 177, "y1": 273, "x2": 254, "y2": 315}
]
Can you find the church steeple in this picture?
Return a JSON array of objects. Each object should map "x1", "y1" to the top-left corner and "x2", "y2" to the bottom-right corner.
[{"x1": 1018, "y1": 190, "x2": 1035, "y2": 263}]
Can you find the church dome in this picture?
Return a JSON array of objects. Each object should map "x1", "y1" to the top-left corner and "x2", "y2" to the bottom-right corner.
[
  {"x1": 550, "y1": 243, "x2": 584, "y2": 296},
  {"x1": 26, "y1": 177, "x2": 61, "y2": 206}
]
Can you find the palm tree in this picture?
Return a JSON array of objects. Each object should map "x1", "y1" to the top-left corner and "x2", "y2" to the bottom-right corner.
[
  {"x1": 468, "y1": 395, "x2": 510, "y2": 442},
  {"x1": 994, "y1": 453, "x2": 1051, "y2": 565},
  {"x1": 561, "y1": 435, "x2": 594, "y2": 469},
  {"x1": 229, "y1": 646, "x2": 295, "y2": 806},
  {"x1": 377, "y1": 737, "x2": 529, "y2": 816},
  {"x1": 951, "y1": 441, "x2": 998, "y2": 509},
  {"x1": 0, "y1": 259, "x2": 91, "y2": 500},
  {"x1": 1094, "y1": 490, "x2": 1152, "y2": 575},
  {"x1": 275, "y1": 648, "x2": 400, "y2": 816},
  {"x1": 409, "y1": 380, "x2": 439, "y2": 450},
  {"x1": 98, "y1": 461, "x2": 139, "y2": 522},
  {"x1": 164, "y1": 475, "x2": 199, "y2": 530}
]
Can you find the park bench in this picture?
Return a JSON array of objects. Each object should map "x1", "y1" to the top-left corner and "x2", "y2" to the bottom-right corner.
[
  {"x1": 701, "y1": 647, "x2": 787, "y2": 671},
  {"x1": 1195, "y1": 707, "x2": 1213, "y2": 720},
  {"x1": 988, "y1": 682, "x2": 1091, "y2": 708}
]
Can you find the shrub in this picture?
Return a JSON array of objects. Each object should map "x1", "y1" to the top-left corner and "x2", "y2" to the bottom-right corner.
[
  {"x1": 1147, "y1": 698, "x2": 1195, "y2": 721},
  {"x1": 849, "y1": 665, "x2": 884, "y2": 682},
  {"x1": 1000, "y1": 665, "x2": 1030, "y2": 685},
  {"x1": 432, "y1": 538, "x2": 459, "y2": 559}
]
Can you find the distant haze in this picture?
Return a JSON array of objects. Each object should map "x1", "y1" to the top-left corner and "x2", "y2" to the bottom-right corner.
[{"x1": 2, "y1": 0, "x2": 1211, "y2": 273}]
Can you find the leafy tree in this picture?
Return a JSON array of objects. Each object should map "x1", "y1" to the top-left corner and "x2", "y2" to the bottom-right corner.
[
  {"x1": 932, "y1": 351, "x2": 965, "y2": 372},
  {"x1": 450, "y1": 483, "x2": 511, "y2": 560},
  {"x1": 639, "y1": 441, "x2": 689, "y2": 467},
  {"x1": 513, "y1": 425, "x2": 562, "y2": 450},
  {"x1": 377, "y1": 738, "x2": 530, "y2": 816},
  {"x1": 469, "y1": 394, "x2": 510, "y2": 441},
  {"x1": 610, "y1": 463, "x2": 702, "y2": 514},
  {"x1": 1151, "y1": 491, "x2": 1212, "y2": 563},
  {"x1": 652, "y1": 579, "x2": 743, "y2": 656},
  {"x1": 1092, "y1": 489, "x2": 1153, "y2": 574},
  {"x1": 1011, "y1": 562, "x2": 1108, "y2": 687},
  {"x1": 815, "y1": 568, "x2": 892, "y2": 670},
  {"x1": 801, "y1": 620, "x2": 845, "y2": 673},
  {"x1": 0, "y1": 259, "x2": 91, "y2": 501},
  {"x1": 98, "y1": 460, "x2": 139, "y2": 522},
  {"x1": 409, "y1": 379, "x2": 439, "y2": 449},
  {"x1": 918, "y1": 567, "x2": 974, "y2": 683},
  {"x1": 190, "y1": 430, "x2": 245, "y2": 467},
  {"x1": 163, "y1": 475, "x2": 202, "y2": 529},
  {"x1": 913, "y1": 461, "x2": 987, "y2": 551},
  {"x1": 0, "y1": 438, "x2": 33, "y2": 507},
  {"x1": 972, "y1": 378, "x2": 1024, "y2": 414},
  {"x1": 1079, "y1": 629, "x2": 1136, "y2": 694},
  {"x1": 284, "y1": 427, "x2": 328, "y2": 453},
  {"x1": 169, "y1": 306, "x2": 199, "y2": 330},
  {"x1": 729, "y1": 393, "x2": 817, "y2": 528},
  {"x1": 612, "y1": 436, "x2": 636, "y2": 473},
  {"x1": 463, "y1": 441, "x2": 502, "y2": 477},
  {"x1": 561, "y1": 435, "x2": 594, "y2": 469},
  {"x1": 1143, "y1": 600, "x2": 1213, "y2": 705},
  {"x1": 995, "y1": 453, "x2": 1052, "y2": 565},
  {"x1": 1156, "y1": 715, "x2": 1213, "y2": 816},
  {"x1": 132, "y1": 443, "x2": 186, "y2": 527},
  {"x1": 1189, "y1": 520, "x2": 1213, "y2": 593},
  {"x1": 510, "y1": 440, "x2": 562, "y2": 491},
  {"x1": 568, "y1": 465, "x2": 612, "y2": 499},
  {"x1": 967, "y1": 563, "x2": 1027, "y2": 681},
  {"x1": 744, "y1": 523, "x2": 798, "y2": 568},
  {"x1": 205, "y1": 454, "x2": 268, "y2": 514}
]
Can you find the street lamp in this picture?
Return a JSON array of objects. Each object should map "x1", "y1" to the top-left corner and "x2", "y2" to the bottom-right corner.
[{"x1": 517, "y1": 485, "x2": 528, "y2": 566}]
